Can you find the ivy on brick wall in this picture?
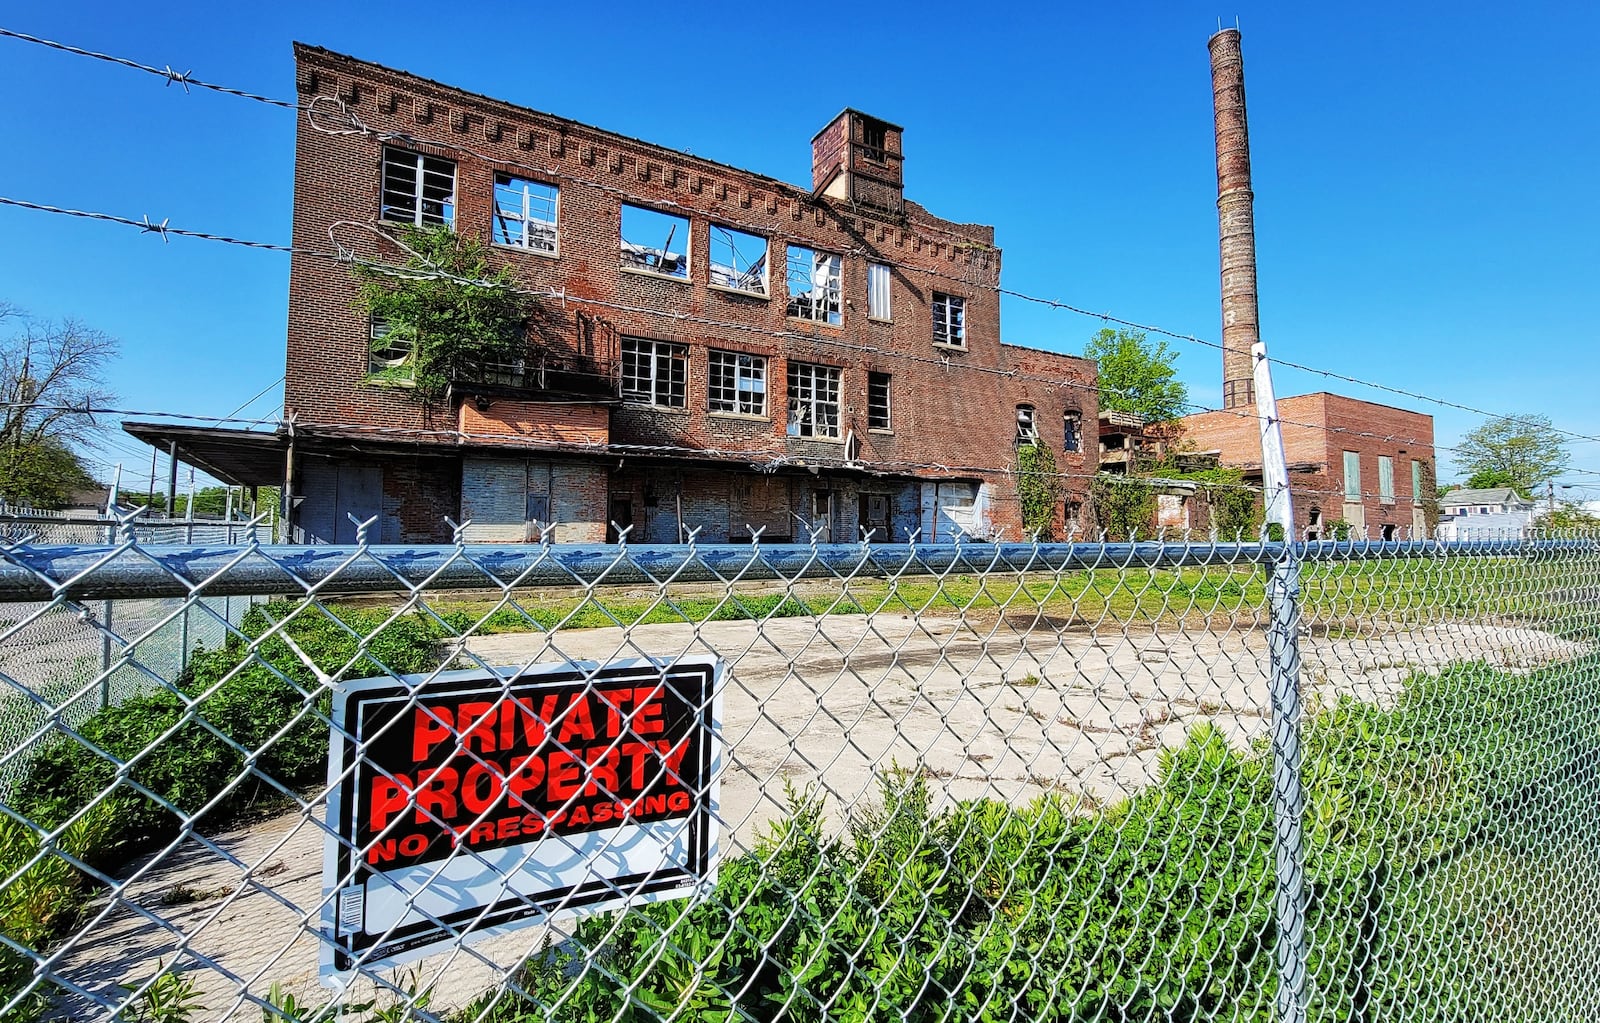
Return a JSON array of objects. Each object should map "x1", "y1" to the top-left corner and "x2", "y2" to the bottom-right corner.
[
  {"x1": 354, "y1": 226, "x2": 537, "y2": 403},
  {"x1": 1015, "y1": 442, "x2": 1063, "y2": 541}
]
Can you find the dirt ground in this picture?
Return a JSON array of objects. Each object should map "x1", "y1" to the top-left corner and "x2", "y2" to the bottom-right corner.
[{"x1": 44, "y1": 612, "x2": 1586, "y2": 1019}]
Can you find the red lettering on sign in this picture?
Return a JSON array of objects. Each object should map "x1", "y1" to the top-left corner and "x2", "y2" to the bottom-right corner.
[
  {"x1": 414, "y1": 766, "x2": 459, "y2": 824},
  {"x1": 412, "y1": 705, "x2": 454, "y2": 762},
  {"x1": 556, "y1": 694, "x2": 596, "y2": 743},
  {"x1": 461, "y1": 761, "x2": 504, "y2": 816},
  {"x1": 369, "y1": 773, "x2": 413, "y2": 832},
  {"x1": 546, "y1": 751, "x2": 581, "y2": 801}
]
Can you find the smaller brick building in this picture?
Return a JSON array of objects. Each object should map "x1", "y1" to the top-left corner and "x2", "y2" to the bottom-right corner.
[
  {"x1": 1179, "y1": 393, "x2": 1436, "y2": 539},
  {"x1": 126, "y1": 45, "x2": 1099, "y2": 545}
]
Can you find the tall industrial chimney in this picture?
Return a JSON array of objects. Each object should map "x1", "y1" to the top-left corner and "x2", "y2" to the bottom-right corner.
[{"x1": 1209, "y1": 27, "x2": 1259, "y2": 409}]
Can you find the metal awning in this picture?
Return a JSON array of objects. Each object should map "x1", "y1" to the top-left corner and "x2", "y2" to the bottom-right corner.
[{"x1": 121, "y1": 422, "x2": 290, "y2": 487}]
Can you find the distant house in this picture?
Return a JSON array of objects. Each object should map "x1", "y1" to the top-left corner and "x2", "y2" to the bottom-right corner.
[{"x1": 1437, "y1": 487, "x2": 1537, "y2": 540}]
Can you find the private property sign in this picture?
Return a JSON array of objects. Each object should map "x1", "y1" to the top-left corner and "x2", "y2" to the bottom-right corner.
[{"x1": 319, "y1": 657, "x2": 722, "y2": 977}]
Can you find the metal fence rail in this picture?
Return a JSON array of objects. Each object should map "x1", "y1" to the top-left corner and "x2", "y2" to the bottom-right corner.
[{"x1": 0, "y1": 533, "x2": 1596, "y2": 1022}]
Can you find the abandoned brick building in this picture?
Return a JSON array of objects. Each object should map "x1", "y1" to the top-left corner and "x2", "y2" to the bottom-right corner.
[{"x1": 125, "y1": 44, "x2": 1099, "y2": 545}]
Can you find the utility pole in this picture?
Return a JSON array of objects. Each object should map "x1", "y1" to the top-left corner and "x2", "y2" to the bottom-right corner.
[{"x1": 1548, "y1": 481, "x2": 1556, "y2": 515}]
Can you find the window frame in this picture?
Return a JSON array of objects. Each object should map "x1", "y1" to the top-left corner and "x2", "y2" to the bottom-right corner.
[
  {"x1": 1016, "y1": 404, "x2": 1038, "y2": 446},
  {"x1": 867, "y1": 262, "x2": 892, "y2": 321},
  {"x1": 1063, "y1": 409, "x2": 1082, "y2": 453},
  {"x1": 620, "y1": 336, "x2": 689, "y2": 409},
  {"x1": 366, "y1": 316, "x2": 415, "y2": 384},
  {"x1": 707, "y1": 350, "x2": 768, "y2": 418},
  {"x1": 932, "y1": 292, "x2": 967, "y2": 349},
  {"x1": 867, "y1": 371, "x2": 892, "y2": 432},
  {"x1": 708, "y1": 225, "x2": 770, "y2": 297},
  {"x1": 1343, "y1": 451, "x2": 1362, "y2": 501},
  {"x1": 1378, "y1": 455, "x2": 1395, "y2": 504},
  {"x1": 785, "y1": 245, "x2": 843, "y2": 325},
  {"x1": 380, "y1": 147, "x2": 457, "y2": 228},
  {"x1": 491, "y1": 174, "x2": 559, "y2": 255},
  {"x1": 619, "y1": 203, "x2": 692, "y2": 281},
  {"x1": 786, "y1": 361, "x2": 843, "y2": 440}
]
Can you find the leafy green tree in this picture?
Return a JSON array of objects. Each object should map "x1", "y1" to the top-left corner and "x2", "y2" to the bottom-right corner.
[
  {"x1": 354, "y1": 226, "x2": 539, "y2": 403},
  {"x1": 1452, "y1": 415, "x2": 1568, "y2": 495},
  {"x1": 1536, "y1": 504, "x2": 1600, "y2": 536},
  {"x1": 0, "y1": 304, "x2": 115, "y2": 508},
  {"x1": 1083, "y1": 328, "x2": 1189, "y2": 424}
]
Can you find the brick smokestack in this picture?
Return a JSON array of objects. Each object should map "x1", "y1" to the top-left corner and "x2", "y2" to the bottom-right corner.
[{"x1": 1209, "y1": 27, "x2": 1258, "y2": 409}]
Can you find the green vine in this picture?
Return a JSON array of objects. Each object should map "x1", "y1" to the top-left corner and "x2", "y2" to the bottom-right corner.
[
  {"x1": 1015, "y1": 443, "x2": 1062, "y2": 540},
  {"x1": 1089, "y1": 473, "x2": 1157, "y2": 541},
  {"x1": 354, "y1": 226, "x2": 537, "y2": 403}
]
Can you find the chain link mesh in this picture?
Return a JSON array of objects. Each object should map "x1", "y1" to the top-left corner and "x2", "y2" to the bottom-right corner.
[{"x1": 0, "y1": 532, "x2": 1595, "y2": 1022}]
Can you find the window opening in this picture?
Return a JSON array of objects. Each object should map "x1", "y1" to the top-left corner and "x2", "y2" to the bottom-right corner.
[
  {"x1": 868, "y1": 263, "x2": 892, "y2": 320},
  {"x1": 621, "y1": 337, "x2": 688, "y2": 407},
  {"x1": 787, "y1": 362, "x2": 842, "y2": 439},
  {"x1": 786, "y1": 246, "x2": 842, "y2": 324},
  {"x1": 620, "y1": 205, "x2": 690, "y2": 279},
  {"x1": 709, "y1": 226, "x2": 768, "y2": 295},
  {"x1": 367, "y1": 316, "x2": 415, "y2": 380},
  {"x1": 492, "y1": 175, "x2": 558, "y2": 253},
  {"x1": 933, "y1": 292, "x2": 966, "y2": 347},
  {"x1": 868, "y1": 372, "x2": 892, "y2": 431},
  {"x1": 1381, "y1": 523, "x2": 1398, "y2": 541},
  {"x1": 708, "y1": 350, "x2": 767, "y2": 416},
  {"x1": 861, "y1": 121, "x2": 887, "y2": 163},
  {"x1": 381, "y1": 148, "x2": 456, "y2": 227},
  {"x1": 1016, "y1": 404, "x2": 1037, "y2": 445},
  {"x1": 1064, "y1": 410, "x2": 1081, "y2": 452}
]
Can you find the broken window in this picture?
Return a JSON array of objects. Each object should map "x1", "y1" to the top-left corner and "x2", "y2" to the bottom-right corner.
[
  {"x1": 620, "y1": 204, "x2": 690, "y2": 279},
  {"x1": 1343, "y1": 451, "x2": 1361, "y2": 501},
  {"x1": 860, "y1": 120, "x2": 888, "y2": 163},
  {"x1": 932, "y1": 292, "x2": 966, "y2": 347},
  {"x1": 1016, "y1": 404, "x2": 1037, "y2": 445},
  {"x1": 787, "y1": 361, "x2": 842, "y2": 439},
  {"x1": 868, "y1": 263, "x2": 892, "y2": 320},
  {"x1": 492, "y1": 175, "x2": 558, "y2": 253},
  {"x1": 381, "y1": 148, "x2": 456, "y2": 227},
  {"x1": 868, "y1": 372, "x2": 892, "y2": 431},
  {"x1": 621, "y1": 336, "x2": 687, "y2": 407},
  {"x1": 1378, "y1": 455, "x2": 1395, "y2": 504},
  {"x1": 708, "y1": 350, "x2": 767, "y2": 416},
  {"x1": 786, "y1": 246, "x2": 842, "y2": 324},
  {"x1": 1064, "y1": 410, "x2": 1081, "y2": 452},
  {"x1": 709, "y1": 225, "x2": 768, "y2": 295},
  {"x1": 367, "y1": 316, "x2": 414, "y2": 381}
]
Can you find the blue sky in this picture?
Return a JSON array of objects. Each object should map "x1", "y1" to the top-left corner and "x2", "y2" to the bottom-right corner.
[{"x1": 1, "y1": 1, "x2": 1596, "y2": 497}]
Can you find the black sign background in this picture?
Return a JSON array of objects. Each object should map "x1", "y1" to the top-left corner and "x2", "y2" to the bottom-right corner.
[{"x1": 325, "y1": 659, "x2": 717, "y2": 971}]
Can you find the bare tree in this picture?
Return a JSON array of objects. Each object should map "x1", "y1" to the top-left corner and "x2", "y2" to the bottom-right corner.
[
  {"x1": 0, "y1": 307, "x2": 118, "y2": 506},
  {"x1": 0, "y1": 311, "x2": 118, "y2": 452}
]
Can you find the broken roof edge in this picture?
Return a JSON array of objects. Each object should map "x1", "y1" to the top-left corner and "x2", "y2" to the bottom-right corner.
[
  {"x1": 999, "y1": 341, "x2": 1097, "y2": 366},
  {"x1": 292, "y1": 44, "x2": 984, "y2": 240},
  {"x1": 809, "y1": 108, "x2": 906, "y2": 142}
]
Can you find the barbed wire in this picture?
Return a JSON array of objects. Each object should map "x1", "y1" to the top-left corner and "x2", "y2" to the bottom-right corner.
[
  {"x1": 3, "y1": 24, "x2": 1593, "y2": 456},
  {"x1": 11, "y1": 189, "x2": 1600, "y2": 494}
]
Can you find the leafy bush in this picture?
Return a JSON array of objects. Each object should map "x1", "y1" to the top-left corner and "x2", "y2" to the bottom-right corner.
[
  {"x1": 465, "y1": 655, "x2": 1600, "y2": 1023},
  {"x1": 1014, "y1": 442, "x2": 1062, "y2": 541},
  {"x1": 3, "y1": 602, "x2": 443, "y2": 1018}
]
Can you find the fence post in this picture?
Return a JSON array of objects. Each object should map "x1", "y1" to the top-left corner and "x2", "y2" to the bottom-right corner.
[
  {"x1": 1252, "y1": 340, "x2": 1309, "y2": 1023},
  {"x1": 100, "y1": 520, "x2": 114, "y2": 709}
]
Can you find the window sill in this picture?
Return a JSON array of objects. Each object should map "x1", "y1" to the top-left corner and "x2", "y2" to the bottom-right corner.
[
  {"x1": 621, "y1": 400, "x2": 690, "y2": 415},
  {"x1": 933, "y1": 340, "x2": 968, "y2": 352},
  {"x1": 786, "y1": 316, "x2": 844, "y2": 330},
  {"x1": 620, "y1": 266, "x2": 692, "y2": 285},
  {"x1": 710, "y1": 410, "x2": 770, "y2": 423},
  {"x1": 867, "y1": 315, "x2": 893, "y2": 324},
  {"x1": 493, "y1": 241, "x2": 559, "y2": 260},
  {"x1": 361, "y1": 375, "x2": 416, "y2": 390},
  {"x1": 787, "y1": 434, "x2": 846, "y2": 444},
  {"x1": 708, "y1": 283, "x2": 769, "y2": 301},
  {"x1": 380, "y1": 217, "x2": 455, "y2": 233},
  {"x1": 868, "y1": 428, "x2": 893, "y2": 436}
]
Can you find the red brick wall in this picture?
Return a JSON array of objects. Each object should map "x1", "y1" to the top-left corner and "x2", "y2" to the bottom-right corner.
[
  {"x1": 1178, "y1": 393, "x2": 1435, "y2": 538},
  {"x1": 286, "y1": 45, "x2": 1100, "y2": 540},
  {"x1": 459, "y1": 401, "x2": 608, "y2": 446}
]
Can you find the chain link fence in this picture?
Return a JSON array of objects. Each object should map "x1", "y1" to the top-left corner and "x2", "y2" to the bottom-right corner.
[{"x1": 0, "y1": 532, "x2": 1596, "y2": 1022}]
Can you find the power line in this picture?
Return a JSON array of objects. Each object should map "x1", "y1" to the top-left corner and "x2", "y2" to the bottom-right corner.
[{"x1": 3, "y1": 23, "x2": 1589, "y2": 455}]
